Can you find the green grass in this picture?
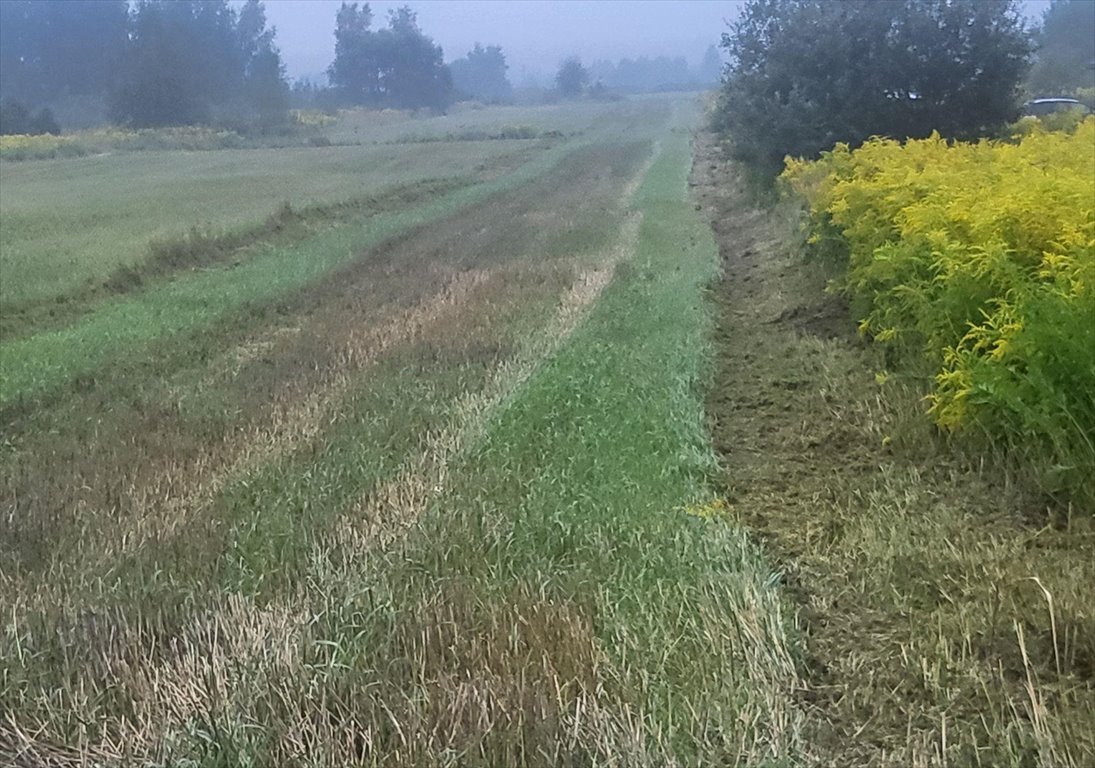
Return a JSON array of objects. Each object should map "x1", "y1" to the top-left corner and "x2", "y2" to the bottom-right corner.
[
  {"x1": 381, "y1": 125, "x2": 802, "y2": 763},
  {"x1": 0, "y1": 100, "x2": 663, "y2": 309},
  {"x1": 183, "y1": 113, "x2": 800, "y2": 764},
  {"x1": 1, "y1": 97, "x2": 803, "y2": 765},
  {"x1": 0, "y1": 140, "x2": 532, "y2": 307},
  {"x1": 0, "y1": 138, "x2": 584, "y2": 411}
]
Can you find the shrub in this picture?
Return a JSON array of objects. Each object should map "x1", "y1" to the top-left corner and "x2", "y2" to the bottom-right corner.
[
  {"x1": 783, "y1": 118, "x2": 1095, "y2": 504},
  {"x1": 0, "y1": 100, "x2": 61, "y2": 136}
]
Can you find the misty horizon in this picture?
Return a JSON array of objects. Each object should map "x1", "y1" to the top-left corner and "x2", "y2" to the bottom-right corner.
[{"x1": 258, "y1": 0, "x2": 1055, "y2": 86}]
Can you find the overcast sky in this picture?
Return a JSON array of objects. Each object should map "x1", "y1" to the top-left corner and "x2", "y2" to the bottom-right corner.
[{"x1": 260, "y1": 0, "x2": 1054, "y2": 86}]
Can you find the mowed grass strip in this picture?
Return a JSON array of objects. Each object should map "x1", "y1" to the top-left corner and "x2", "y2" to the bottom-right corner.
[
  {"x1": 0, "y1": 137, "x2": 584, "y2": 412},
  {"x1": 362, "y1": 124, "x2": 803, "y2": 764},
  {"x1": 2, "y1": 128, "x2": 662, "y2": 760},
  {"x1": 695, "y1": 132, "x2": 1095, "y2": 765},
  {"x1": 117, "y1": 120, "x2": 799, "y2": 765},
  {"x1": 1, "y1": 135, "x2": 653, "y2": 575},
  {"x1": 0, "y1": 138, "x2": 533, "y2": 308}
]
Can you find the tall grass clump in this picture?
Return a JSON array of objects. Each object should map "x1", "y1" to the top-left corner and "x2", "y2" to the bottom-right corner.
[{"x1": 783, "y1": 118, "x2": 1095, "y2": 508}]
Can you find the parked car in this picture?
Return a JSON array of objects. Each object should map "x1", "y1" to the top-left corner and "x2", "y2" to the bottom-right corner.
[{"x1": 1022, "y1": 97, "x2": 1094, "y2": 116}]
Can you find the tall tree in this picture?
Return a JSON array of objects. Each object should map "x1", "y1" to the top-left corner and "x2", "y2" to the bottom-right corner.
[
  {"x1": 555, "y1": 57, "x2": 588, "y2": 98},
  {"x1": 0, "y1": 1, "x2": 127, "y2": 106},
  {"x1": 237, "y1": 0, "x2": 290, "y2": 125},
  {"x1": 450, "y1": 44, "x2": 512, "y2": 103},
  {"x1": 1026, "y1": 0, "x2": 1095, "y2": 96},
  {"x1": 111, "y1": 0, "x2": 288, "y2": 128},
  {"x1": 698, "y1": 45, "x2": 723, "y2": 85},
  {"x1": 327, "y1": 3, "x2": 453, "y2": 111},
  {"x1": 328, "y1": 2, "x2": 379, "y2": 105},
  {"x1": 715, "y1": 0, "x2": 1032, "y2": 175},
  {"x1": 379, "y1": 7, "x2": 452, "y2": 110}
]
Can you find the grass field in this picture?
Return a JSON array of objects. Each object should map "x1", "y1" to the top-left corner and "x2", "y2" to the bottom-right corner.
[
  {"x1": 0, "y1": 101, "x2": 656, "y2": 312},
  {"x1": 0, "y1": 96, "x2": 805, "y2": 765},
  {"x1": 2, "y1": 94, "x2": 1090, "y2": 766},
  {"x1": 0, "y1": 136, "x2": 533, "y2": 308}
]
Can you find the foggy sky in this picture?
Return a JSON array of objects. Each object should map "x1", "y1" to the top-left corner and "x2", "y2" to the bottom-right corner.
[{"x1": 260, "y1": 0, "x2": 1054, "y2": 86}]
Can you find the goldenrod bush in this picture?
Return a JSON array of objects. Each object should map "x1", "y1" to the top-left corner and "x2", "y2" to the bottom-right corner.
[{"x1": 784, "y1": 119, "x2": 1095, "y2": 504}]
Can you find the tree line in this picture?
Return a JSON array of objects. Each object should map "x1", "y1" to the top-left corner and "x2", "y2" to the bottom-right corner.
[
  {"x1": 713, "y1": 0, "x2": 1095, "y2": 177},
  {"x1": 588, "y1": 47, "x2": 723, "y2": 94},
  {"x1": 0, "y1": 1, "x2": 516, "y2": 134},
  {"x1": 0, "y1": 0, "x2": 288, "y2": 132}
]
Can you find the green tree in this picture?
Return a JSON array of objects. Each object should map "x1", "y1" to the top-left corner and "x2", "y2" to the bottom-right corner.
[
  {"x1": 111, "y1": 0, "x2": 288, "y2": 128},
  {"x1": 698, "y1": 45, "x2": 723, "y2": 85},
  {"x1": 327, "y1": 3, "x2": 453, "y2": 111},
  {"x1": 328, "y1": 2, "x2": 379, "y2": 104},
  {"x1": 555, "y1": 57, "x2": 589, "y2": 98},
  {"x1": 0, "y1": 1, "x2": 127, "y2": 106},
  {"x1": 1026, "y1": 0, "x2": 1095, "y2": 96},
  {"x1": 715, "y1": 0, "x2": 1032, "y2": 175},
  {"x1": 238, "y1": 0, "x2": 290, "y2": 126},
  {"x1": 450, "y1": 44, "x2": 512, "y2": 103}
]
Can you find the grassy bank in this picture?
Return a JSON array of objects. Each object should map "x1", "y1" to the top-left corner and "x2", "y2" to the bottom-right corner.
[{"x1": 696, "y1": 131, "x2": 1095, "y2": 766}]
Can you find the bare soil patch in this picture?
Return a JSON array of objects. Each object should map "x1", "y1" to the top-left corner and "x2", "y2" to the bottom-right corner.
[{"x1": 693, "y1": 132, "x2": 1095, "y2": 766}]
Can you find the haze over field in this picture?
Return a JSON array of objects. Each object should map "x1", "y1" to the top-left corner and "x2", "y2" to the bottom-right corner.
[{"x1": 259, "y1": 0, "x2": 1054, "y2": 83}]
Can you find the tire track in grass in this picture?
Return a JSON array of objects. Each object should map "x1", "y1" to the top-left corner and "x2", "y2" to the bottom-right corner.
[
  {"x1": 2, "y1": 139, "x2": 655, "y2": 578},
  {"x1": 120, "y1": 267, "x2": 494, "y2": 557},
  {"x1": 336, "y1": 215, "x2": 641, "y2": 551},
  {"x1": 0, "y1": 151, "x2": 658, "y2": 766},
  {"x1": 334, "y1": 146, "x2": 658, "y2": 549}
]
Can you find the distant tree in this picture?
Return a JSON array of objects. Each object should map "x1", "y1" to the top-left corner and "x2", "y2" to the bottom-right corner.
[
  {"x1": 555, "y1": 57, "x2": 589, "y2": 97},
  {"x1": 1026, "y1": 0, "x2": 1095, "y2": 96},
  {"x1": 237, "y1": 0, "x2": 290, "y2": 126},
  {"x1": 0, "y1": 1, "x2": 127, "y2": 106},
  {"x1": 0, "y1": 99, "x2": 60, "y2": 135},
  {"x1": 328, "y1": 2, "x2": 380, "y2": 104},
  {"x1": 715, "y1": 0, "x2": 1031, "y2": 175},
  {"x1": 328, "y1": 3, "x2": 452, "y2": 111},
  {"x1": 450, "y1": 44, "x2": 512, "y2": 103},
  {"x1": 111, "y1": 0, "x2": 289, "y2": 128},
  {"x1": 379, "y1": 7, "x2": 453, "y2": 111},
  {"x1": 698, "y1": 45, "x2": 723, "y2": 85}
]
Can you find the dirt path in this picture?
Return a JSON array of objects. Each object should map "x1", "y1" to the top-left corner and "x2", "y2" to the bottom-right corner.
[{"x1": 692, "y1": 132, "x2": 1095, "y2": 766}]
